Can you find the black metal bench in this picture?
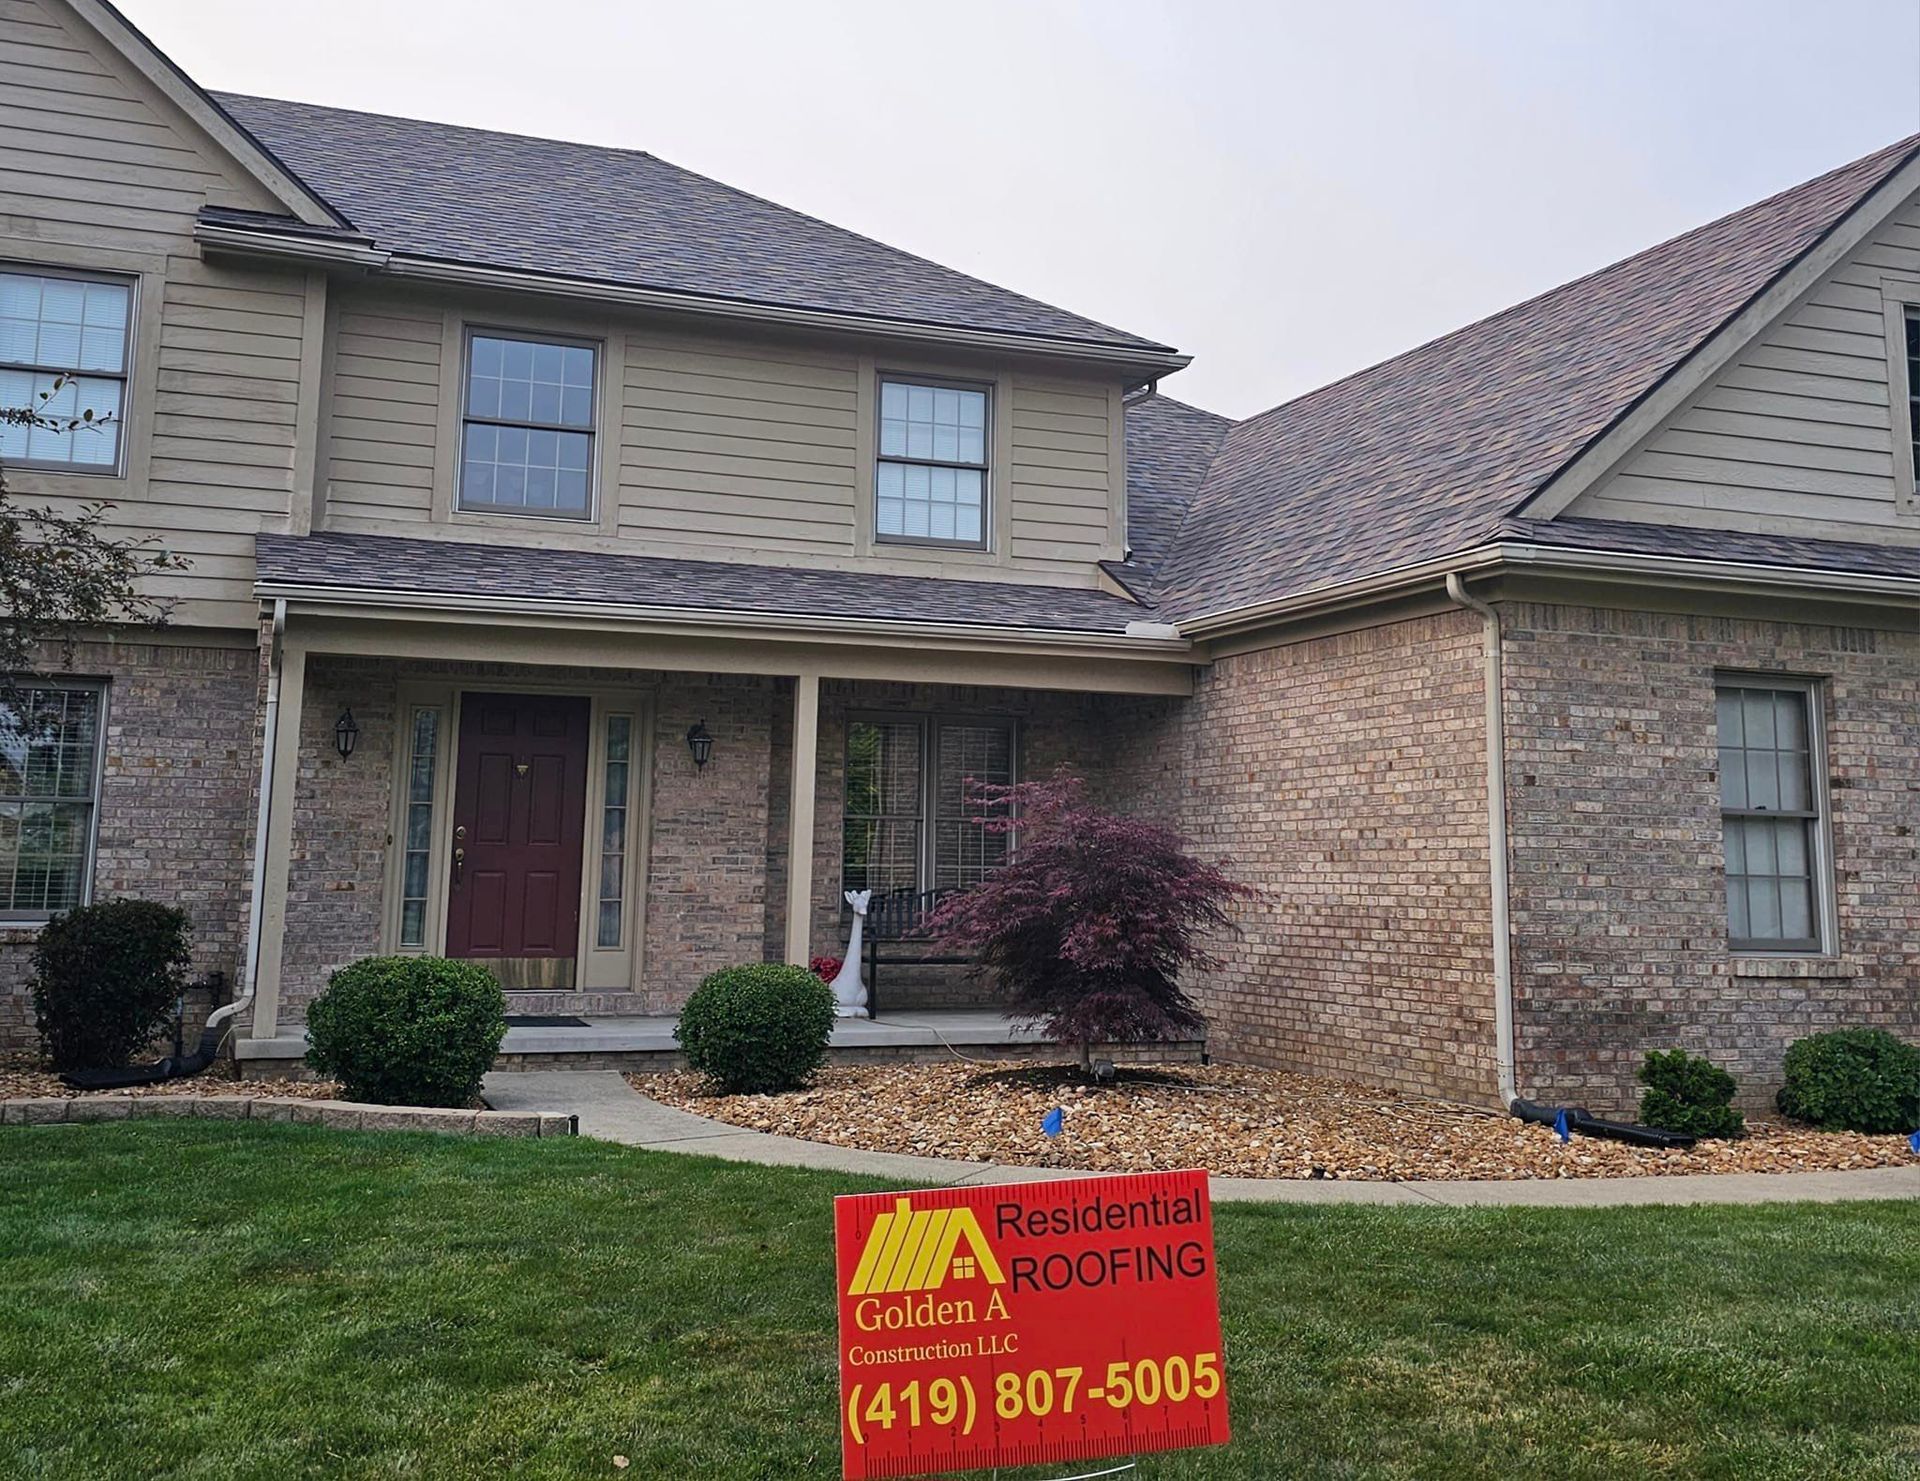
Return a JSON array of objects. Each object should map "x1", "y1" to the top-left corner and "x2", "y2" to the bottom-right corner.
[{"x1": 860, "y1": 887, "x2": 969, "y2": 1017}]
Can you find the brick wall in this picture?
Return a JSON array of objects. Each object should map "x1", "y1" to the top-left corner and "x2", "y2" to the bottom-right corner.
[
  {"x1": 1503, "y1": 602, "x2": 1920, "y2": 1113},
  {"x1": 1146, "y1": 611, "x2": 1500, "y2": 1102},
  {"x1": 0, "y1": 635, "x2": 260, "y2": 1052}
]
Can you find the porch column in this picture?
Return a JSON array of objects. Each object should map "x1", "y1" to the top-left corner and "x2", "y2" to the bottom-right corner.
[
  {"x1": 249, "y1": 644, "x2": 306, "y2": 1041},
  {"x1": 783, "y1": 672, "x2": 820, "y2": 966}
]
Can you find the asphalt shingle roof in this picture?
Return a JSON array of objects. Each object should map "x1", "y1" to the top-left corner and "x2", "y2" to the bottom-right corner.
[
  {"x1": 1108, "y1": 394, "x2": 1235, "y2": 597},
  {"x1": 214, "y1": 93, "x2": 1172, "y2": 356},
  {"x1": 255, "y1": 533, "x2": 1159, "y2": 636},
  {"x1": 1158, "y1": 134, "x2": 1920, "y2": 622},
  {"x1": 1501, "y1": 515, "x2": 1920, "y2": 580}
]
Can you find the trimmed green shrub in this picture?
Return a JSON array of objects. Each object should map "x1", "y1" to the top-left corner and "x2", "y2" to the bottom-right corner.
[
  {"x1": 30, "y1": 899, "x2": 192, "y2": 1071},
  {"x1": 1776, "y1": 1028, "x2": 1920, "y2": 1134},
  {"x1": 1637, "y1": 1048, "x2": 1745, "y2": 1139},
  {"x1": 306, "y1": 956, "x2": 505, "y2": 1107},
  {"x1": 674, "y1": 963, "x2": 835, "y2": 1094}
]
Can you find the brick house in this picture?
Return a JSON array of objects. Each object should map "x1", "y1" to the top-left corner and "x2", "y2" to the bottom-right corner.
[{"x1": 2, "y1": 0, "x2": 1917, "y2": 1111}]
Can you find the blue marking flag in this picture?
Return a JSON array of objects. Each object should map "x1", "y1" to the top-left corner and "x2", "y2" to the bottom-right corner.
[
  {"x1": 1553, "y1": 1109, "x2": 1571, "y2": 1145},
  {"x1": 1909, "y1": 1128, "x2": 1920, "y2": 1157},
  {"x1": 1042, "y1": 1107, "x2": 1064, "y2": 1139}
]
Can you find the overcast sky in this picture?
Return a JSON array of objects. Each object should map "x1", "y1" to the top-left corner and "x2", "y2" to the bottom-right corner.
[{"x1": 127, "y1": 0, "x2": 1920, "y2": 419}]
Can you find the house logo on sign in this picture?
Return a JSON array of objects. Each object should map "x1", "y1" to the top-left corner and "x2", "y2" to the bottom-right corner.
[{"x1": 845, "y1": 1198, "x2": 1007, "y2": 1295}]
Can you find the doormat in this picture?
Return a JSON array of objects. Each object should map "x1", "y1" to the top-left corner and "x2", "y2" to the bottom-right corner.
[{"x1": 504, "y1": 1015, "x2": 592, "y2": 1028}]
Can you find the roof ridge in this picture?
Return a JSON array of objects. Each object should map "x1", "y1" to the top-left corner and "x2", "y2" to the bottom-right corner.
[{"x1": 1223, "y1": 130, "x2": 1920, "y2": 445}]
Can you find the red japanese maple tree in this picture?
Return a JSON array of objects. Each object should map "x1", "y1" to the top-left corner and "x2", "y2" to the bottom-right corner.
[{"x1": 925, "y1": 770, "x2": 1252, "y2": 1069}]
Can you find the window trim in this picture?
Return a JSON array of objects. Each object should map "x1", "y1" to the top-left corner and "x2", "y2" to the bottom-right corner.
[
  {"x1": 1715, "y1": 673, "x2": 1836, "y2": 957},
  {"x1": 873, "y1": 372, "x2": 994, "y2": 551},
  {"x1": 454, "y1": 324, "x2": 602, "y2": 523},
  {"x1": 0, "y1": 678, "x2": 109, "y2": 925},
  {"x1": 0, "y1": 263, "x2": 137, "y2": 479},
  {"x1": 841, "y1": 709, "x2": 1019, "y2": 897}
]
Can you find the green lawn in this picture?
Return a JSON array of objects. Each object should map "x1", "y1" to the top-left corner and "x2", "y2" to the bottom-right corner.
[{"x1": 1, "y1": 1125, "x2": 1917, "y2": 1480}]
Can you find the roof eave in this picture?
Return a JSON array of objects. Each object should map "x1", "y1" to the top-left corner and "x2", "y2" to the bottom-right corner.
[
  {"x1": 1174, "y1": 539, "x2": 1920, "y2": 640},
  {"x1": 195, "y1": 219, "x2": 1190, "y2": 375},
  {"x1": 251, "y1": 577, "x2": 1197, "y2": 657}
]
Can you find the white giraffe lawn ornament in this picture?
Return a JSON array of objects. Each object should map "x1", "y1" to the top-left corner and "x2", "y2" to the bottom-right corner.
[{"x1": 829, "y1": 889, "x2": 872, "y2": 1018}]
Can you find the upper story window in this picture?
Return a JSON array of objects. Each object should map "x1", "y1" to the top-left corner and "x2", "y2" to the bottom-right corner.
[
  {"x1": 876, "y1": 377, "x2": 988, "y2": 548},
  {"x1": 1716, "y1": 678, "x2": 1828, "y2": 953},
  {"x1": 0, "y1": 268, "x2": 132, "y2": 475},
  {"x1": 0, "y1": 682, "x2": 105, "y2": 921},
  {"x1": 1905, "y1": 308, "x2": 1920, "y2": 495},
  {"x1": 459, "y1": 331, "x2": 596, "y2": 519}
]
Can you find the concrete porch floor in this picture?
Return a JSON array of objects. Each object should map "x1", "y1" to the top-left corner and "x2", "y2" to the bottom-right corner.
[{"x1": 235, "y1": 1008, "x2": 1054, "y2": 1064}]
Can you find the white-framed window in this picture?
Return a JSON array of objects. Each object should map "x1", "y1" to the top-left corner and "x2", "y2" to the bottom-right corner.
[
  {"x1": 396, "y1": 706, "x2": 441, "y2": 948},
  {"x1": 458, "y1": 330, "x2": 597, "y2": 519},
  {"x1": 842, "y1": 713, "x2": 1015, "y2": 897},
  {"x1": 596, "y1": 713, "x2": 633, "y2": 948},
  {"x1": 0, "y1": 267, "x2": 133, "y2": 475},
  {"x1": 875, "y1": 376, "x2": 989, "y2": 548},
  {"x1": 1716, "y1": 677, "x2": 1830, "y2": 953},
  {"x1": 0, "y1": 682, "x2": 106, "y2": 921}
]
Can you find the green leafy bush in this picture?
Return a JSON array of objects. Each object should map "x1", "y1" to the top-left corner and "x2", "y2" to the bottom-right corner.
[
  {"x1": 1776, "y1": 1028, "x2": 1920, "y2": 1134},
  {"x1": 306, "y1": 956, "x2": 505, "y2": 1107},
  {"x1": 30, "y1": 899, "x2": 192, "y2": 1071},
  {"x1": 1637, "y1": 1048, "x2": 1745, "y2": 1139},
  {"x1": 674, "y1": 963, "x2": 835, "y2": 1094}
]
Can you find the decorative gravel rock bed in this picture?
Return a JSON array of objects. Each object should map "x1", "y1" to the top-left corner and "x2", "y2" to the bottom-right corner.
[
  {"x1": 632, "y1": 1061, "x2": 1917, "y2": 1182},
  {"x1": 0, "y1": 1054, "x2": 341, "y2": 1102}
]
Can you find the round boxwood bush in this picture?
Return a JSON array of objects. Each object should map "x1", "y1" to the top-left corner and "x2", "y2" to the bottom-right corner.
[
  {"x1": 1637, "y1": 1047, "x2": 1745, "y2": 1139},
  {"x1": 1776, "y1": 1028, "x2": 1920, "y2": 1134},
  {"x1": 674, "y1": 963, "x2": 835, "y2": 1094},
  {"x1": 306, "y1": 956, "x2": 506, "y2": 1107},
  {"x1": 30, "y1": 899, "x2": 192, "y2": 1071}
]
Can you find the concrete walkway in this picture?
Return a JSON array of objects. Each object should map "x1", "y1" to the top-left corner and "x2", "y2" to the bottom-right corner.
[{"x1": 482, "y1": 1070, "x2": 1920, "y2": 1207}]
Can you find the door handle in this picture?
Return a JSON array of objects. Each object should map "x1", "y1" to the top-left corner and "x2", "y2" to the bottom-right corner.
[{"x1": 452, "y1": 847, "x2": 464, "y2": 886}]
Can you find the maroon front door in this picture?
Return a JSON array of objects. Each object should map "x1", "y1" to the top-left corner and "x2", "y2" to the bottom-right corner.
[{"x1": 445, "y1": 693, "x2": 590, "y2": 987}]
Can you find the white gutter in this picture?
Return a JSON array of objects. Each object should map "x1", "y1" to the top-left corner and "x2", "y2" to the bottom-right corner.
[
  {"x1": 1444, "y1": 572, "x2": 1518, "y2": 1107},
  {"x1": 254, "y1": 581, "x2": 1195, "y2": 657},
  {"x1": 194, "y1": 222, "x2": 1191, "y2": 376},
  {"x1": 207, "y1": 598, "x2": 287, "y2": 1038},
  {"x1": 1498, "y1": 540, "x2": 1920, "y2": 601}
]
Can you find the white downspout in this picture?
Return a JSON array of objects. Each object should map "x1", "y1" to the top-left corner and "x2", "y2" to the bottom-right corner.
[
  {"x1": 1445, "y1": 572, "x2": 1518, "y2": 1106},
  {"x1": 206, "y1": 598, "x2": 287, "y2": 1038}
]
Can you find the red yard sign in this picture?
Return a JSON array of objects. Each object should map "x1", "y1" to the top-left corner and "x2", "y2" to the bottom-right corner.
[{"x1": 833, "y1": 1169, "x2": 1230, "y2": 1479}]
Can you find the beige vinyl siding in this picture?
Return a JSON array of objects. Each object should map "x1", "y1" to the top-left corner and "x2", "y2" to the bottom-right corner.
[
  {"x1": 1008, "y1": 376, "x2": 1115, "y2": 569},
  {"x1": 1570, "y1": 194, "x2": 1920, "y2": 543},
  {"x1": 324, "y1": 300, "x2": 443, "y2": 524},
  {"x1": 617, "y1": 333, "x2": 861, "y2": 554},
  {"x1": 1, "y1": 0, "x2": 320, "y2": 625},
  {"x1": 318, "y1": 294, "x2": 1125, "y2": 585}
]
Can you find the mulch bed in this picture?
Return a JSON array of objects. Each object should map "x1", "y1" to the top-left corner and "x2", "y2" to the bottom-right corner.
[
  {"x1": 632, "y1": 1061, "x2": 1917, "y2": 1182},
  {"x1": 0, "y1": 1053, "x2": 341, "y2": 1102}
]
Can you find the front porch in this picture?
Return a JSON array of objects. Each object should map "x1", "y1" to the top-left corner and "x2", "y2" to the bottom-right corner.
[
  {"x1": 240, "y1": 1005, "x2": 1202, "y2": 1072},
  {"x1": 238, "y1": 594, "x2": 1192, "y2": 1061}
]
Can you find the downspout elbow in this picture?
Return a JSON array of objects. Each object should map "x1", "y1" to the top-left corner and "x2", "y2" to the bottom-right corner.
[{"x1": 1445, "y1": 572, "x2": 1518, "y2": 1107}]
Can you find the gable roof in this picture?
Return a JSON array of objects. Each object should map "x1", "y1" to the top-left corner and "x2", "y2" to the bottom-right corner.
[
  {"x1": 1157, "y1": 133, "x2": 1920, "y2": 625},
  {"x1": 212, "y1": 93, "x2": 1175, "y2": 358}
]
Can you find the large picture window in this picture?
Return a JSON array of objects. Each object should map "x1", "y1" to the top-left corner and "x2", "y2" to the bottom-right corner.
[
  {"x1": 459, "y1": 331, "x2": 597, "y2": 519},
  {"x1": 0, "y1": 268, "x2": 132, "y2": 474},
  {"x1": 843, "y1": 714, "x2": 1014, "y2": 899},
  {"x1": 0, "y1": 683, "x2": 104, "y2": 920},
  {"x1": 1717, "y1": 678, "x2": 1827, "y2": 952}
]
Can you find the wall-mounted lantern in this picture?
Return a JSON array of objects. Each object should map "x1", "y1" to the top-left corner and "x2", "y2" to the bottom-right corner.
[
  {"x1": 686, "y1": 718, "x2": 714, "y2": 770},
  {"x1": 334, "y1": 708, "x2": 360, "y2": 761}
]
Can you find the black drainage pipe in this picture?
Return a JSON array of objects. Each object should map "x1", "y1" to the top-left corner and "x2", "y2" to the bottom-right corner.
[
  {"x1": 58, "y1": 1024, "x2": 226, "y2": 1092},
  {"x1": 1510, "y1": 1098, "x2": 1697, "y2": 1151}
]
